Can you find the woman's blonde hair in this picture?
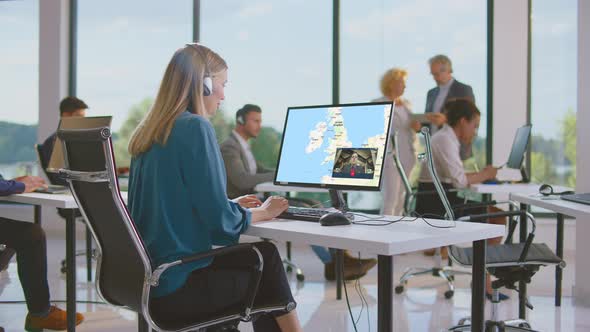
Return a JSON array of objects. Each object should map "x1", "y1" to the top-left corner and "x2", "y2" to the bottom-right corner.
[
  {"x1": 379, "y1": 68, "x2": 408, "y2": 97},
  {"x1": 128, "y1": 44, "x2": 227, "y2": 156}
]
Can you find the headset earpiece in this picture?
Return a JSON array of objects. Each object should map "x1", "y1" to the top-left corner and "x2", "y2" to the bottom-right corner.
[
  {"x1": 236, "y1": 114, "x2": 245, "y2": 125},
  {"x1": 203, "y1": 75, "x2": 213, "y2": 96}
]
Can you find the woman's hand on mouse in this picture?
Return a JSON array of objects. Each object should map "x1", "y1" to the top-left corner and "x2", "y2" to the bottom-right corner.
[{"x1": 250, "y1": 196, "x2": 289, "y2": 223}]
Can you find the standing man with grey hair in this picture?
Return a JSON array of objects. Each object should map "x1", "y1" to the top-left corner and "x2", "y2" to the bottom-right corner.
[{"x1": 425, "y1": 54, "x2": 475, "y2": 160}]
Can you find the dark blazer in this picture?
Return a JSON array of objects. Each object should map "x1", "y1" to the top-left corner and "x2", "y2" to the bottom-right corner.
[
  {"x1": 220, "y1": 133, "x2": 274, "y2": 199},
  {"x1": 425, "y1": 79, "x2": 475, "y2": 160},
  {"x1": 340, "y1": 164, "x2": 365, "y2": 175},
  {"x1": 425, "y1": 79, "x2": 475, "y2": 114}
]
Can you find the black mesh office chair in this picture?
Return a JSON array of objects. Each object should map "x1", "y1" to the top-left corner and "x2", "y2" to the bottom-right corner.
[
  {"x1": 392, "y1": 130, "x2": 470, "y2": 299},
  {"x1": 57, "y1": 127, "x2": 294, "y2": 331},
  {"x1": 35, "y1": 143, "x2": 94, "y2": 281},
  {"x1": 417, "y1": 128, "x2": 565, "y2": 332}
]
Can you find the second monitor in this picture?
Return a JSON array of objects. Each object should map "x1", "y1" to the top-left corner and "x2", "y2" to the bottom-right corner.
[{"x1": 274, "y1": 101, "x2": 394, "y2": 191}]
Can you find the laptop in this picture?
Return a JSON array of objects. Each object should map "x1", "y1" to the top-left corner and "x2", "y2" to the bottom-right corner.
[
  {"x1": 561, "y1": 193, "x2": 590, "y2": 206},
  {"x1": 47, "y1": 116, "x2": 112, "y2": 173},
  {"x1": 484, "y1": 125, "x2": 531, "y2": 184},
  {"x1": 34, "y1": 184, "x2": 70, "y2": 194}
]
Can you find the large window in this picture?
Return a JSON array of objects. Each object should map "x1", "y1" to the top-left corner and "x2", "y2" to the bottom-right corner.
[
  {"x1": 200, "y1": 1, "x2": 332, "y2": 169},
  {"x1": 0, "y1": 1, "x2": 39, "y2": 178},
  {"x1": 531, "y1": 0, "x2": 577, "y2": 187},
  {"x1": 77, "y1": 1, "x2": 192, "y2": 166},
  {"x1": 341, "y1": 0, "x2": 487, "y2": 210}
]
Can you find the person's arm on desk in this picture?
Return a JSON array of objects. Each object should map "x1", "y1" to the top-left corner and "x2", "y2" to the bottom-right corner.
[
  {"x1": 0, "y1": 175, "x2": 46, "y2": 195},
  {"x1": 466, "y1": 166, "x2": 498, "y2": 185}
]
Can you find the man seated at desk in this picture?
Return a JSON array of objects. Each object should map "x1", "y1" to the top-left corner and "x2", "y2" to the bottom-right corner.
[
  {"x1": 220, "y1": 104, "x2": 274, "y2": 198},
  {"x1": 416, "y1": 98, "x2": 507, "y2": 297},
  {"x1": 0, "y1": 174, "x2": 85, "y2": 329},
  {"x1": 39, "y1": 96, "x2": 88, "y2": 185},
  {"x1": 221, "y1": 104, "x2": 377, "y2": 280}
]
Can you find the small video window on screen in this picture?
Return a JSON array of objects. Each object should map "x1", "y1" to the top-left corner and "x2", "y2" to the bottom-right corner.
[
  {"x1": 331, "y1": 148, "x2": 377, "y2": 179},
  {"x1": 274, "y1": 102, "x2": 394, "y2": 191}
]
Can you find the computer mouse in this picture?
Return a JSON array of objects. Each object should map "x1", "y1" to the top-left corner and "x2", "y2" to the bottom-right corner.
[{"x1": 319, "y1": 212, "x2": 352, "y2": 226}]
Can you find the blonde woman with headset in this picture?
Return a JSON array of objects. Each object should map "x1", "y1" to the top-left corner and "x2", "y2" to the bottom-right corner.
[
  {"x1": 127, "y1": 44, "x2": 302, "y2": 331},
  {"x1": 374, "y1": 68, "x2": 421, "y2": 216}
]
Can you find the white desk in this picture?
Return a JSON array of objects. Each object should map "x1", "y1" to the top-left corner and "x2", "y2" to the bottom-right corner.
[
  {"x1": 470, "y1": 183, "x2": 571, "y2": 195},
  {"x1": 1, "y1": 192, "x2": 503, "y2": 332},
  {"x1": 509, "y1": 192, "x2": 590, "y2": 307},
  {"x1": 246, "y1": 217, "x2": 504, "y2": 332},
  {"x1": 509, "y1": 193, "x2": 590, "y2": 218},
  {"x1": 0, "y1": 191, "x2": 128, "y2": 332}
]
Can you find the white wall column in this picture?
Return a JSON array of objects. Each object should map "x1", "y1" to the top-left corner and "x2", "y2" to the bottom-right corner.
[
  {"x1": 574, "y1": 0, "x2": 590, "y2": 307},
  {"x1": 38, "y1": 0, "x2": 70, "y2": 142},
  {"x1": 492, "y1": 0, "x2": 529, "y2": 169},
  {"x1": 37, "y1": 0, "x2": 75, "y2": 233}
]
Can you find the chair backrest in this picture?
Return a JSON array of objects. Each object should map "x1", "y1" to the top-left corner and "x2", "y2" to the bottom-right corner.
[
  {"x1": 420, "y1": 127, "x2": 456, "y2": 220},
  {"x1": 392, "y1": 127, "x2": 456, "y2": 219},
  {"x1": 57, "y1": 127, "x2": 151, "y2": 313},
  {"x1": 392, "y1": 131, "x2": 415, "y2": 215}
]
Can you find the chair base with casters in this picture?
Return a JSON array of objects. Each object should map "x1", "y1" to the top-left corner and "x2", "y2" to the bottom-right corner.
[
  {"x1": 395, "y1": 247, "x2": 471, "y2": 299},
  {"x1": 447, "y1": 242, "x2": 565, "y2": 332},
  {"x1": 392, "y1": 129, "x2": 470, "y2": 299}
]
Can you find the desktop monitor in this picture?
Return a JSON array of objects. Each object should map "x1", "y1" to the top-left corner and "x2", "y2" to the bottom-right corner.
[
  {"x1": 274, "y1": 101, "x2": 394, "y2": 191},
  {"x1": 47, "y1": 116, "x2": 112, "y2": 172},
  {"x1": 506, "y1": 125, "x2": 532, "y2": 169}
]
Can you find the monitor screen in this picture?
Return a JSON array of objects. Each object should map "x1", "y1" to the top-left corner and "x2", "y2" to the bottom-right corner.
[
  {"x1": 506, "y1": 125, "x2": 532, "y2": 169},
  {"x1": 274, "y1": 102, "x2": 394, "y2": 191}
]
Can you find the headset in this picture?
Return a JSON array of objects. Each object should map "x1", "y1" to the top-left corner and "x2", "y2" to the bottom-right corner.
[
  {"x1": 186, "y1": 43, "x2": 213, "y2": 96},
  {"x1": 539, "y1": 184, "x2": 574, "y2": 196},
  {"x1": 236, "y1": 106, "x2": 246, "y2": 125},
  {"x1": 236, "y1": 114, "x2": 245, "y2": 125}
]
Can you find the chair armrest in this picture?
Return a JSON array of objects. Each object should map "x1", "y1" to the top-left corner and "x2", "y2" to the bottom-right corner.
[
  {"x1": 150, "y1": 243, "x2": 261, "y2": 286},
  {"x1": 452, "y1": 200, "x2": 498, "y2": 211},
  {"x1": 149, "y1": 242, "x2": 265, "y2": 321},
  {"x1": 458, "y1": 210, "x2": 524, "y2": 223}
]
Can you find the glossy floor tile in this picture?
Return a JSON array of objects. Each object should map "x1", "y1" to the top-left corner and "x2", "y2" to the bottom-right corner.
[{"x1": 1, "y1": 226, "x2": 589, "y2": 331}]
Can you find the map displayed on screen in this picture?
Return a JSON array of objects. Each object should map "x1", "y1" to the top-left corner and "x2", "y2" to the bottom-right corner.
[{"x1": 275, "y1": 102, "x2": 393, "y2": 190}]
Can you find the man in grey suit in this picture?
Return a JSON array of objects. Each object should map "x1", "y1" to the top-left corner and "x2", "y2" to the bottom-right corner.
[
  {"x1": 220, "y1": 104, "x2": 275, "y2": 199},
  {"x1": 221, "y1": 105, "x2": 377, "y2": 280},
  {"x1": 425, "y1": 54, "x2": 475, "y2": 160}
]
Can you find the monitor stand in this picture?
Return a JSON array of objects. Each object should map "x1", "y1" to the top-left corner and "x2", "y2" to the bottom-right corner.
[{"x1": 329, "y1": 189, "x2": 347, "y2": 211}]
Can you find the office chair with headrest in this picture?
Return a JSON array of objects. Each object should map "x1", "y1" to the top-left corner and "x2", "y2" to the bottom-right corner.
[
  {"x1": 392, "y1": 129, "x2": 470, "y2": 299},
  {"x1": 35, "y1": 143, "x2": 95, "y2": 281},
  {"x1": 418, "y1": 128, "x2": 565, "y2": 332},
  {"x1": 57, "y1": 127, "x2": 294, "y2": 331}
]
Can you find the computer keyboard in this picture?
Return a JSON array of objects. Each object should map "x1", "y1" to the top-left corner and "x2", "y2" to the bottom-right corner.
[
  {"x1": 561, "y1": 193, "x2": 590, "y2": 206},
  {"x1": 278, "y1": 207, "x2": 354, "y2": 222}
]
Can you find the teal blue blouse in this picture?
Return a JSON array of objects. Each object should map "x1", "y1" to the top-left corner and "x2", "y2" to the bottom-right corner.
[{"x1": 128, "y1": 111, "x2": 251, "y2": 298}]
